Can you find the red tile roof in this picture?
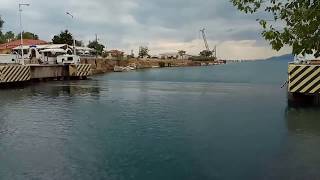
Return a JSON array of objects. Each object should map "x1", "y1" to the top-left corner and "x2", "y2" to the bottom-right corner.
[
  {"x1": 0, "y1": 39, "x2": 47, "y2": 50},
  {"x1": 107, "y1": 49, "x2": 124, "y2": 56}
]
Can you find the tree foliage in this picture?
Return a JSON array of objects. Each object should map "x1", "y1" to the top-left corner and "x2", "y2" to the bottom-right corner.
[
  {"x1": 76, "y1": 40, "x2": 83, "y2": 47},
  {"x1": 88, "y1": 40, "x2": 105, "y2": 55},
  {"x1": 0, "y1": 33, "x2": 4, "y2": 44},
  {"x1": 178, "y1": 50, "x2": 186, "y2": 57},
  {"x1": 0, "y1": 17, "x2": 39, "y2": 44},
  {"x1": 52, "y1": 30, "x2": 74, "y2": 45},
  {"x1": 0, "y1": 18, "x2": 12, "y2": 44},
  {"x1": 139, "y1": 46, "x2": 149, "y2": 58},
  {"x1": 4, "y1": 31, "x2": 15, "y2": 40},
  {"x1": 231, "y1": 0, "x2": 320, "y2": 57},
  {"x1": 16, "y1": 32, "x2": 39, "y2": 40},
  {"x1": 200, "y1": 50, "x2": 213, "y2": 57},
  {"x1": 0, "y1": 17, "x2": 3, "y2": 30}
]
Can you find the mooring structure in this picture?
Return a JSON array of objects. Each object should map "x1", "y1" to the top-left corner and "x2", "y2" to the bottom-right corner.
[
  {"x1": 0, "y1": 64, "x2": 91, "y2": 85},
  {"x1": 288, "y1": 60, "x2": 320, "y2": 104}
]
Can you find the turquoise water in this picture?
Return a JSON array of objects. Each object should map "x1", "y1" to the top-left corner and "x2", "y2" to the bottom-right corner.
[{"x1": 1, "y1": 60, "x2": 320, "y2": 180}]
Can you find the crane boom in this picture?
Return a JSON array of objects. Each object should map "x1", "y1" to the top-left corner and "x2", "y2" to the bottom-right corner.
[{"x1": 200, "y1": 28, "x2": 210, "y2": 51}]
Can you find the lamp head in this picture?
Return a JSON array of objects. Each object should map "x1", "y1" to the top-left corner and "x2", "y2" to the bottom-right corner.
[{"x1": 19, "y1": 3, "x2": 30, "y2": 6}]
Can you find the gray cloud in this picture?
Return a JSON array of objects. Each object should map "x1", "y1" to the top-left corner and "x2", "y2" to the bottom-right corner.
[{"x1": 0, "y1": 0, "x2": 289, "y2": 59}]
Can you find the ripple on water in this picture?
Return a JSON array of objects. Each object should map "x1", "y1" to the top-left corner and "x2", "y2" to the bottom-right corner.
[{"x1": 1, "y1": 62, "x2": 320, "y2": 179}]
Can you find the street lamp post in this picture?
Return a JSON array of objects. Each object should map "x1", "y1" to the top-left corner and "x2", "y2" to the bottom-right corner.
[
  {"x1": 19, "y1": 3, "x2": 30, "y2": 65},
  {"x1": 66, "y1": 12, "x2": 76, "y2": 55}
]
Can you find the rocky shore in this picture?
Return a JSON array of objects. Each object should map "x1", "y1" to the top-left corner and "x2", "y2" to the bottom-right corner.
[{"x1": 80, "y1": 58, "x2": 222, "y2": 75}]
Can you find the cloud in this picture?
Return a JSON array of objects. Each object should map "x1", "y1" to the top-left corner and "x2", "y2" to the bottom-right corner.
[{"x1": 0, "y1": 0, "x2": 290, "y2": 59}]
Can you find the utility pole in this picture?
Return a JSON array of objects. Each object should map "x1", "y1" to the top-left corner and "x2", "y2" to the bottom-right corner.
[
  {"x1": 66, "y1": 12, "x2": 76, "y2": 55},
  {"x1": 19, "y1": 3, "x2": 30, "y2": 65}
]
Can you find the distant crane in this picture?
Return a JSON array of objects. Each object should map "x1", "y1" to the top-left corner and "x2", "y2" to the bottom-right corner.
[
  {"x1": 200, "y1": 28, "x2": 210, "y2": 52},
  {"x1": 200, "y1": 28, "x2": 217, "y2": 58}
]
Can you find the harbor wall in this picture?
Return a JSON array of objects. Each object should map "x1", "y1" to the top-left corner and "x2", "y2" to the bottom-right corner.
[
  {"x1": 0, "y1": 64, "x2": 92, "y2": 86},
  {"x1": 30, "y1": 65, "x2": 67, "y2": 79},
  {"x1": 80, "y1": 58, "x2": 212, "y2": 75}
]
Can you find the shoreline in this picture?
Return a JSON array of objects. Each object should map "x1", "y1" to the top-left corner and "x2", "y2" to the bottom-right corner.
[
  {"x1": 0, "y1": 58, "x2": 225, "y2": 88},
  {"x1": 81, "y1": 57, "x2": 225, "y2": 75}
]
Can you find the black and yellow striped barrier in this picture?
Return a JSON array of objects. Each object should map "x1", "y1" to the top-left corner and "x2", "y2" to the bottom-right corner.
[
  {"x1": 69, "y1": 64, "x2": 92, "y2": 77},
  {"x1": 0, "y1": 65, "x2": 31, "y2": 83},
  {"x1": 288, "y1": 64, "x2": 320, "y2": 94}
]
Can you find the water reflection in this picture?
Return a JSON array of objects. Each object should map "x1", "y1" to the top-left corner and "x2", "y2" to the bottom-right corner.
[
  {"x1": 286, "y1": 107, "x2": 320, "y2": 136},
  {"x1": 0, "y1": 80, "x2": 102, "y2": 136},
  {"x1": 262, "y1": 107, "x2": 320, "y2": 179},
  {"x1": 31, "y1": 81, "x2": 102, "y2": 97},
  {"x1": 0, "y1": 80, "x2": 101, "y2": 101}
]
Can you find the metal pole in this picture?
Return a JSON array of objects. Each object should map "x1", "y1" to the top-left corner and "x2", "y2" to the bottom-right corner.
[
  {"x1": 19, "y1": 5, "x2": 23, "y2": 65},
  {"x1": 73, "y1": 38, "x2": 76, "y2": 55},
  {"x1": 19, "y1": 3, "x2": 30, "y2": 65},
  {"x1": 66, "y1": 12, "x2": 76, "y2": 55}
]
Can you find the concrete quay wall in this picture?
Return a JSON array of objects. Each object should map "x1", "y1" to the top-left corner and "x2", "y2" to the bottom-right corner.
[{"x1": 80, "y1": 58, "x2": 209, "y2": 75}]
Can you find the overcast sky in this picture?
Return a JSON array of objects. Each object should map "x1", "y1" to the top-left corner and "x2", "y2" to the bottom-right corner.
[{"x1": 0, "y1": 0, "x2": 291, "y2": 59}]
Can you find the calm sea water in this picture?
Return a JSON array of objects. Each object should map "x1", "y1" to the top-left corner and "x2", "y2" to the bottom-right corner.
[{"x1": 1, "y1": 60, "x2": 320, "y2": 180}]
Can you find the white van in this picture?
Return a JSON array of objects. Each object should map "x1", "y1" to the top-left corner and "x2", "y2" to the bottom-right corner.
[{"x1": 57, "y1": 55, "x2": 81, "y2": 65}]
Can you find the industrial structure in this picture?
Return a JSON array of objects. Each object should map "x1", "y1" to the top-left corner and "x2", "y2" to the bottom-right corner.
[{"x1": 200, "y1": 28, "x2": 217, "y2": 58}]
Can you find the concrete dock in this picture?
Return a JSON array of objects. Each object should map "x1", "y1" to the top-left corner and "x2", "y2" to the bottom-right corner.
[
  {"x1": 288, "y1": 63, "x2": 320, "y2": 105},
  {"x1": 0, "y1": 64, "x2": 91, "y2": 85}
]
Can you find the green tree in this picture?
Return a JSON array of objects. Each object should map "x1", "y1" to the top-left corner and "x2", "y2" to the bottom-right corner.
[
  {"x1": 52, "y1": 30, "x2": 74, "y2": 45},
  {"x1": 88, "y1": 40, "x2": 105, "y2": 55},
  {"x1": 0, "y1": 18, "x2": 17, "y2": 43},
  {"x1": 178, "y1": 50, "x2": 186, "y2": 57},
  {"x1": 200, "y1": 50, "x2": 213, "y2": 57},
  {"x1": 75, "y1": 40, "x2": 83, "y2": 47},
  {"x1": 0, "y1": 33, "x2": 5, "y2": 44},
  {"x1": 4, "y1": 31, "x2": 15, "y2": 41},
  {"x1": 16, "y1": 32, "x2": 39, "y2": 40},
  {"x1": 0, "y1": 16, "x2": 3, "y2": 30},
  {"x1": 138, "y1": 46, "x2": 149, "y2": 58},
  {"x1": 231, "y1": 0, "x2": 320, "y2": 57},
  {"x1": 0, "y1": 17, "x2": 5, "y2": 43}
]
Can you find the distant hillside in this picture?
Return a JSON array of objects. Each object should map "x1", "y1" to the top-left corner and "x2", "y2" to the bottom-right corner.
[{"x1": 264, "y1": 54, "x2": 294, "y2": 62}]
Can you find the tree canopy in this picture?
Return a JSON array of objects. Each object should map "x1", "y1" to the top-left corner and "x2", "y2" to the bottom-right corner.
[
  {"x1": 200, "y1": 50, "x2": 213, "y2": 57},
  {"x1": 76, "y1": 40, "x2": 83, "y2": 47},
  {"x1": 0, "y1": 17, "x2": 3, "y2": 30},
  {"x1": 16, "y1": 32, "x2": 39, "y2": 40},
  {"x1": 178, "y1": 50, "x2": 186, "y2": 57},
  {"x1": 231, "y1": 0, "x2": 320, "y2": 57},
  {"x1": 0, "y1": 17, "x2": 39, "y2": 43},
  {"x1": 0, "y1": 17, "x2": 40, "y2": 44},
  {"x1": 4, "y1": 31, "x2": 15, "y2": 40},
  {"x1": 139, "y1": 46, "x2": 149, "y2": 58},
  {"x1": 52, "y1": 30, "x2": 74, "y2": 45},
  {"x1": 88, "y1": 40, "x2": 105, "y2": 55},
  {"x1": 0, "y1": 17, "x2": 8, "y2": 43}
]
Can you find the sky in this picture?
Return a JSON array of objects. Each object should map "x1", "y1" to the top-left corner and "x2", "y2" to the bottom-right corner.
[{"x1": 0, "y1": 0, "x2": 291, "y2": 60}]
